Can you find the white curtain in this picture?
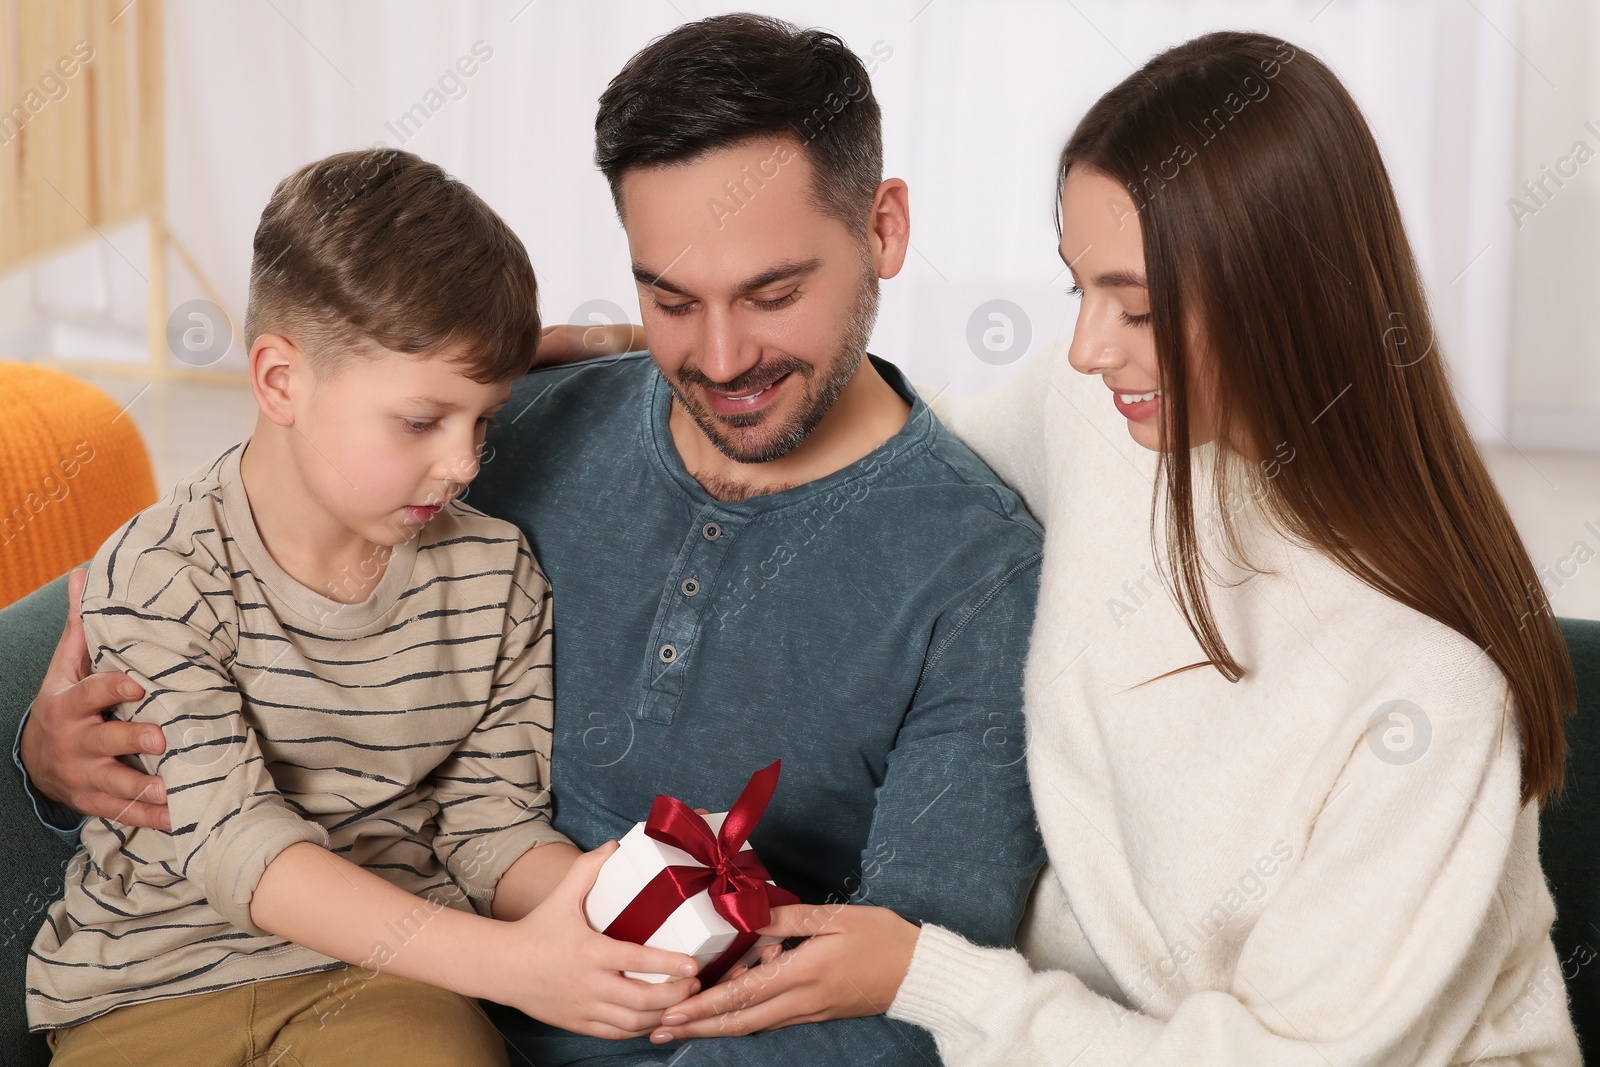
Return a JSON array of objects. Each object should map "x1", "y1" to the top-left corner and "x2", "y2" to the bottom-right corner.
[{"x1": 19, "y1": 0, "x2": 1555, "y2": 444}]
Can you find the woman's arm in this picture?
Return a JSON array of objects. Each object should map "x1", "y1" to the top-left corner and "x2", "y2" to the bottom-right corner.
[
  {"x1": 666, "y1": 650, "x2": 1578, "y2": 1063},
  {"x1": 648, "y1": 902, "x2": 919, "y2": 1041},
  {"x1": 878, "y1": 669, "x2": 1571, "y2": 1066}
]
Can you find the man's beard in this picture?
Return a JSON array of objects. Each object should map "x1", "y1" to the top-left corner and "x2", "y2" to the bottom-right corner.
[{"x1": 665, "y1": 270, "x2": 880, "y2": 465}]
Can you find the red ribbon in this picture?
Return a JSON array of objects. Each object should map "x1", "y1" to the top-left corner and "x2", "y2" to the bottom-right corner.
[{"x1": 602, "y1": 761, "x2": 798, "y2": 983}]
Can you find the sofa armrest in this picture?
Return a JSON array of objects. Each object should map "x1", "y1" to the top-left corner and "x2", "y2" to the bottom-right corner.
[
  {"x1": 0, "y1": 573, "x2": 79, "y2": 1065},
  {"x1": 1549, "y1": 617, "x2": 1600, "y2": 1063}
]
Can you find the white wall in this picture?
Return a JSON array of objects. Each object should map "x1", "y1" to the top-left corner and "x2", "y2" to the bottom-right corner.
[
  {"x1": 1508, "y1": 2, "x2": 1600, "y2": 450},
  {"x1": 11, "y1": 0, "x2": 1586, "y2": 451}
]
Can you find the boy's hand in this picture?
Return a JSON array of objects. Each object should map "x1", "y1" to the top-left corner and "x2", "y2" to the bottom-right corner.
[
  {"x1": 534, "y1": 323, "x2": 646, "y2": 369},
  {"x1": 488, "y1": 816, "x2": 705, "y2": 920},
  {"x1": 490, "y1": 840, "x2": 582, "y2": 920},
  {"x1": 496, "y1": 841, "x2": 703, "y2": 1038},
  {"x1": 19, "y1": 568, "x2": 170, "y2": 829},
  {"x1": 647, "y1": 903, "x2": 920, "y2": 1042}
]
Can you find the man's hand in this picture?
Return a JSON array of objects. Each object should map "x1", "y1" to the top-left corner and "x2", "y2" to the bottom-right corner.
[
  {"x1": 18, "y1": 568, "x2": 169, "y2": 829},
  {"x1": 648, "y1": 902, "x2": 920, "y2": 1042},
  {"x1": 534, "y1": 323, "x2": 646, "y2": 369},
  {"x1": 498, "y1": 841, "x2": 703, "y2": 1038}
]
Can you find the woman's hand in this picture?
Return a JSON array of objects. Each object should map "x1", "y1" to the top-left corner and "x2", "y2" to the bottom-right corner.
[
  {"x1": 534, "y1": 323, "x2": 647, "y2": 369},
  {"x1": 647, "y1": 902, "x2": 921, "y2": 1042},
  {"x1": 493, "y1": 841, "x2": 703, "y2": 1039}
]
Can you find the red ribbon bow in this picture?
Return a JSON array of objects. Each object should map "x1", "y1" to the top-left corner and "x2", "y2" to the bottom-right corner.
[{"x1": 602, "y1": 761, "x2": 798, "y2": 983}]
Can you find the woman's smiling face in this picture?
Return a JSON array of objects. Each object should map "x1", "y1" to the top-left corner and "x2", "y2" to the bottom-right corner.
[{"x1": 1059, "y1": 166, "x2": 1217, "y2": 451}]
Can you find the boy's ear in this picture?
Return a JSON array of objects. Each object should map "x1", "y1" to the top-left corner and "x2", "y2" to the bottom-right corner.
[{"x1": 250, "y1": 333, "x2": 302, "y2": 427}]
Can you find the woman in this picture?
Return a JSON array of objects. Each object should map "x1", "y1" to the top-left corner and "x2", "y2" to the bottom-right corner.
[{"x1": 654, "y1": 30, "x2": 1582, "y2": 1064}]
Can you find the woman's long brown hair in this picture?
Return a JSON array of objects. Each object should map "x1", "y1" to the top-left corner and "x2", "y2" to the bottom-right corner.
[{"x1": 1060, "y1": 31, "x2": 1573, "y2": 805}]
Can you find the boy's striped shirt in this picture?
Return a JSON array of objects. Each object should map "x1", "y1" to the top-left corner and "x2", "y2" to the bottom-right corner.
[{"x1": 26, "y1": 440, "x2": 565, "y2": 1030}]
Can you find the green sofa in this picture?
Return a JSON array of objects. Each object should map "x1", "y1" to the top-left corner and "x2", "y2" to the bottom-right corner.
[{"x1": 2, "y1": 574, "x2": 1596, "y2": 1063}]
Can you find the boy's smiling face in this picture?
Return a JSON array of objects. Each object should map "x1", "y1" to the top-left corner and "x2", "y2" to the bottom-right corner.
[{"x1": 255, "y1": 335, "x2": 512, "y2": 551}]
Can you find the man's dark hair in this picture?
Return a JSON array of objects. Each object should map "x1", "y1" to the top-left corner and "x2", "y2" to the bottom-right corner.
[
  {"x1": 245, "y1": 148, "x2": 540, "y2": 382},
  {"x1": 595, "y1": 13, "x2": 883, "y2": 240}
]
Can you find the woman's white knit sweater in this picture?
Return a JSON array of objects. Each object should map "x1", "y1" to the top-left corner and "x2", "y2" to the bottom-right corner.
[{"x1": 894, "y1": 342, "x2": 1581, "y2": 1065}]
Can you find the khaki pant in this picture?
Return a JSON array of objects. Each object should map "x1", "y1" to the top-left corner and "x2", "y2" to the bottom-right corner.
[{"x1": 46, "y1": 969, "x2": 509, "y2": 1066}]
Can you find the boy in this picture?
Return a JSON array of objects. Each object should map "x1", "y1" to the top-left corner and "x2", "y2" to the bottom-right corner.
[{"x1": 25, "y1": 149, "x2": 696, "y2": 1064}]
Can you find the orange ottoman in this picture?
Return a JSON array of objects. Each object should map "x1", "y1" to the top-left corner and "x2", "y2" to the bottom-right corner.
[{"x1": 0, "y1": 362, "x2": 158, "y2": 609}]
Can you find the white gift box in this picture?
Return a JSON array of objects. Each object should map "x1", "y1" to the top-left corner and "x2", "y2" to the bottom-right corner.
[{"x1": 584, "y1": 811, "x2": 784, "y2": 983}]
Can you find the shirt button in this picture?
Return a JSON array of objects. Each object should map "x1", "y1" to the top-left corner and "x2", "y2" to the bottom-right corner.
[
  {"x1": 681, "y1": 578, "x2": 700, "y2": 597},
  {"x1": 658, "y1": 643, "x2": 678, "y2": 663},
  {"x1": 702, "y1": 521, "x2": 722, "y2": 541}
]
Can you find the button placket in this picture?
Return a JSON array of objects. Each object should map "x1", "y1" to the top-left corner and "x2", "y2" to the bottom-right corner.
[{"x1": 638, "y1": 510, "x2": 738, "y2": 725}]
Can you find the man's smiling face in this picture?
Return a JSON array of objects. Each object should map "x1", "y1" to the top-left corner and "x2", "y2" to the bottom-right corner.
[{"x1": 619, "y1": 136, "x2": 880, "y2": 464}]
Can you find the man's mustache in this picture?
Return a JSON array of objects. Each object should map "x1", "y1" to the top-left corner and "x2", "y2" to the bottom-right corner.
[{"x1": 674, "y1": 355, "x2": 811, "y2": 395}]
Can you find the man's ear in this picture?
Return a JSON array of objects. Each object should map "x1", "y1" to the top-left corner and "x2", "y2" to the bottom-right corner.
[
  {"x1": 250, "y1": 333, "x2": 304, "y2": 427},
  {"x1": 867, "y1": 178, "x2": 910, "y2": 281}
]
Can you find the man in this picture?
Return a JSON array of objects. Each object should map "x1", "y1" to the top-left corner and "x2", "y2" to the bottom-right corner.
[{"x1": 16, "y1": 14, "x2": 1044, "y2": 1065}]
